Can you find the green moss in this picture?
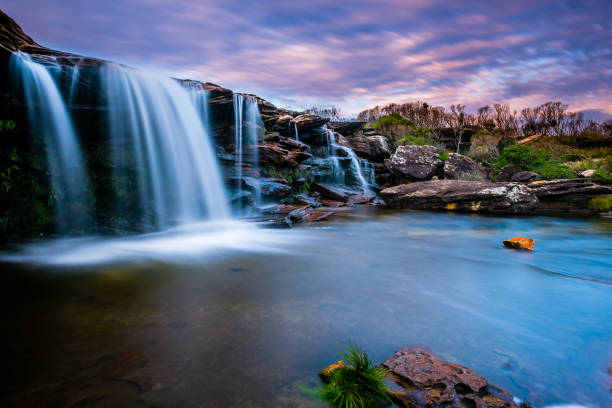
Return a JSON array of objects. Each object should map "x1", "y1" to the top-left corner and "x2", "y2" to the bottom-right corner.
[
  {"x1": 592, "y1": 169, "x2": 612, "y2": 184},
  {"x1": 588, "y1": 196, "x2": 612, "y2": 212},
  {"x1": 260, "y1": 166, "x2": 313, "y2": 193},
  {"x1": 372, "y1": 113, "x2": 411, "y2": 131},
  {"x1": 321, "y1": 346, "x2": 391, "y2": 408}
]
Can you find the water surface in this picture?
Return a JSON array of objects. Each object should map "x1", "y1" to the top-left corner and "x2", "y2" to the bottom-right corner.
[{"x1": 1, "y1": 209, "x2": 611, "y2": 407}]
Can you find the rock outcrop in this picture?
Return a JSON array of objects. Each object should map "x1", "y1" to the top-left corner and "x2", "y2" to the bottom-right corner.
[
  {"x1": 510, "y1": 171, "x2": 543, "y2": 183},
  {"x1": 443, "y1": 153, "x2": 487, "y2": 181},
  {"x1": 381, "y1": 180, "x2": 539, "y2": 214},
  {"x1": 527, "y1": 178, "x2": 612, "y2": 209},
  {"x1": 503, "y1": 237, "x2": 535, "y2": 251},
  {"x1": 291, "y1": 114, "x2": 329, "y2": 132},
  {"x1": 381, "y1": 347, "x2": 525, "y2": 408},
  {"x1": 494, "y1": 165, "x2": 522, "y2": 182},
  {"x1": 386, "y1": 145, "x2": 443, "y2": 181},
  {"x1": 344, "y1": 130, "x2": 391, "y2": 162}
]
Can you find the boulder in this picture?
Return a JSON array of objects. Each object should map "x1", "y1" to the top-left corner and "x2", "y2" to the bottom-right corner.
[
  {"x1": 258, "y1": 179, "x2": 292, "y2": 199},
  {"x1": 381, "y1": 347, "x2": 522, "y2": 408},
  {"x1": 287, "y1": 205, "x2": 333, "y2": 224},
  {"x1": 510, "y1": 171, "x2": 543, "y2": 183},
  {"x1": 443, "y1": 153, "x2": 487, "y2": 181},
  {"x1": 291, "y1": 114, "x2": 329, "y2": 132},
  {"x1": 579, "y1": 169, "x2": 596, "y2": 178},
  {"x1": 503, "y1": 237, "x2": 535, "y2": 251},
  {"x1": 494, "y1": 165, "x2": 522, "y2": 182},
  {"x1": 263, "y1": 132, "x2": 309, "y2": 151},
  {"x1": 348, "y1": 194, "x2": 376, "y2": 205},
  {"x1": 275, "y1": 114, "x2": 294, "y2": 129},
  {"x1": 257, "y1": 98, "x2": 280, "y2": 130},
  {"x1": 527, "y1": 178, "x2": 612, "y2": 209},
  {"x1": 242, "y1": 144, "x2": 311, "y2": 168},
  {"x1": 386, "y1": 145, "x2": 443, "y2": 181},
  {"x1": 327, "y1": 121, "x2": 366, "y2": 136},
  {"x1": 344, "y1": 133, "x2": 391, "y2": 162},
  {"x1": 380, "y1": 180, "x2": 539, "y2": 214}
]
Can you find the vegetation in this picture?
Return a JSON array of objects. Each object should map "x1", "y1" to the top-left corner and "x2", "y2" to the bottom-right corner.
[
  {"x1": 439, "y1": 151, "x2": 450, "y2": 161},
  {"x1": 588, "y1": 196, "x2": 612, "y2": 212},
  {"x1": 592, "y1": 169, "x2": 612, "y2": 185},
  {"x1": 496, "y1": 144, "x2": 575, "y2": 179},
  {"x1": 0, "y1": 119, "x2": 16, "y2": 132},
  {"x1": 372, "y1": 113, "x2": 412, "y2": 131},
  {"x1": 260, "y1": 166, "x2": 313, "y2": 193},
  {"x1": 306, "y1": 106, "x2": 342, "y2": 120},
  {"x1": 321, "y1": 346, "x2": 391, "y2": 408},
  {"x1": 398, "y1": 126, "x2": 433, "y2": 146}
]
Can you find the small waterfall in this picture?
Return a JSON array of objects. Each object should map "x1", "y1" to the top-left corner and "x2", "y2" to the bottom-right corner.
[
  {"x1": 11, "y1": 52, "x2": 92, "y2": 232},
  {"x1": 232, "y1": 94, "x2": 263, "y2": 213},
  {"x1": 321, "y1": 125, "x2": 374, "y2": 194},
  {"x1": 101, "y1": 63, "x2": 230, "y2": 228}
]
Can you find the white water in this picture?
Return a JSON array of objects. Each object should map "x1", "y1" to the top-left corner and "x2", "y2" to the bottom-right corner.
[
  {"x1": 11, "y1": 52, "x2": 92, "y2": 232},
  {"x1": 101, "y1": 63, "x2": 230, "y2": 228},
  {"x1": 233, "y1": 94, "x2": 263, "y2": 212},
  {"x1": 323, "y1": 125, "x2": 374, "y2": 194}
]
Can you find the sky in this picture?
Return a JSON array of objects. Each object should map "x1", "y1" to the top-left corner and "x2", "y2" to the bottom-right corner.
[{"x1": 2, "y1": 0, "x2": 611, "y2": 118}]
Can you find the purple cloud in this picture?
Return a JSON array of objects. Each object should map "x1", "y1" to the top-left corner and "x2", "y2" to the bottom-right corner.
[{"x1": 2, "y1": 0, "x2": 610, "y2": 117}]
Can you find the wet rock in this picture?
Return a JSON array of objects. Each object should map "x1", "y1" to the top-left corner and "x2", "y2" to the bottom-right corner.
[
  {"x1": 494, "y1": 165, "x2": 523, "y2": 182},
  {"x1": 257, "y1": 98, "x2": 280, "y2": 130},
  {"x1": 443, "y1": 153, "x2": 487, "y2": 181},
  {"x1": 0, "y1": 9, "x2": 38, "y2": 52},
  {"x1": 259, "y1": 179, "x2": 292, "y2": 199},
  {"x1": 263, "y1": 132, "x2": 309, "y2": 151},
  {"x1": 311, "y1": 183, "x2": 350, "y2": 202},
  {"x1": 320, "y1": 199, "x2": 346, "y2": 208},
  {"x1": 527, "y1": 178, "x2": 612, "y2": 209},
  {"x1": 319, "y1": 361, "x2": 345, "y2": 383},
  {"x1": 503, "y1": 237, "x2": 535, "y2": 251},
  {"x1": 287, "y1": 205, "x2": 333, "y2": 224},
  {"x1": 511, "y1": 171, "x2": 543, "y2": 183},
  {"x1": 243, "y1": 144, "x2": 312, "y2": 168},
  {"x1": 292, "y1": 114, "x2": 329, "y2": 132},
  {"x1": 381, "y1": 347, "x2": 521, "y2": 408},
  {"x1": 386, "y1": 145, "x2": 443, "y2": 181},
  {"x1": 294, "y1": 194, "x2": 321, "y2": 207},
  {"x1": 344, "y1": 133, "x2": 392, "y2": 162},
  {"x1": 348, "y1": 194, "x2": 376, "y2": 205},
  {"x1": 327, "y1": 121, "x2": 366, "y2": 136},
  {"x1": 261, "y1": 204, "x2": 306, "y2": 214},
  {"x1": 381, "y1": 180, "x2": 539, "y2": 214}
]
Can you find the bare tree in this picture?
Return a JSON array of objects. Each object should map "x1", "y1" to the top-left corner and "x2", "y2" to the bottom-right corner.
[{"x1": 449, "y1": 104, "x2": 467, "y2": 152}]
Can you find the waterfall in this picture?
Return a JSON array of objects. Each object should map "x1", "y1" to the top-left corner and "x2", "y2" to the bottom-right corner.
[
  {"x1": 11, "y1": 52, "x2": 92, "y2": 233},
  {"x1": 232, "y1": 94, "x2": 263, "y2": 213},
  {"x1": 322, "y1": 126, "x2": 374, "y2": 194},
  {"x1": 101, "y1": 63, "x2": 230, "y2": 228}
]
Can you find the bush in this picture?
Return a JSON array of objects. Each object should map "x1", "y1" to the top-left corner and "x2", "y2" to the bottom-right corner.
[
  {"x1": 588, "y1": 196, "x2": 612, "y2": 212},
  {"x1": 0, "y1": 119, "x2": 16, "y2": 132},
  {"x1": 496, "y1": 144, "x2": 575, "y2": 179},
  {"x1": 592, "y1": 169, "x2": 612, "y2": 184},
  {"x1": 372, "y1": 113, "x2": 411, "y2": 131},
  {"x1": 321, "y1": 346, "x2": 391, "y2": 408},
  {"x1": 439, "y1": 151, "x2": 450, "y2": 161},
  {"x1": 398, "y1": 126, "x2": 434, "y2": 146}
]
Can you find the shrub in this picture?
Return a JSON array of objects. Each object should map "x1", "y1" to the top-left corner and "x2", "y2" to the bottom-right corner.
[
  {"x1": 0, "y1": 119, "x2": 16, "y2": 132},
  {"x1": 439, "y1": 151, "x2": 450, "y2": 161},
  {"x1": 372, "y1": 113, "x2": 411, "y2": 131},
  {"x1": 495, "y1": 144, "x2": 575, "y2": 179},
  {"x1": 588, "y1": 196, "x2": 612, "y2": 212},
  {"x1": 399, "y1": 126, "x2": 434, "y2": 146},
  {"x1": 321, "y1": 346, "x2": 391, "y2": 408},
  {"x1": 592, "y1": 169, "x2": 612, "y2": 185}
]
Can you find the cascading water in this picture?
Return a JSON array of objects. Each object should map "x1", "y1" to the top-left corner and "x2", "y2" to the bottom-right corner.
[
  {"x1": 101, "y1": 63, "x2": 230, "y2": 228},
  {"x1": 232, "y1": 94, "x2": 263, "y2": 213},
  {"x1": 11, "y1": 52, "x2": 92, "y2": 233},
  {"x1": 321, "y1": 125, "x2": 374, "y2": 194}
]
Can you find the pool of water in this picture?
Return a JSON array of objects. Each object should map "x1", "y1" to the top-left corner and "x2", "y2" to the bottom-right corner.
[{"x1": 1, "y1": 209, "x2": 611, "y2": 407}]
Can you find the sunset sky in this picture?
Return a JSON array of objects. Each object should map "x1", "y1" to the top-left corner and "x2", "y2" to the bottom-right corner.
[{"x1": 3, "y1": 0, "x2": 611, "y2": 118}]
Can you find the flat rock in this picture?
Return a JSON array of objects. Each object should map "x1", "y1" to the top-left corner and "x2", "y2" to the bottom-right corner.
[
  {"x1": 291, "y1": 114, "x2": 329, "y2": 132},
  {"x1": 443, "y1": 153, "x2": 487, "y2": 181},
  {"x1": 382, "y1": 347, "x2": 521, "y2": 408},
  {"x1": 386, "y1": 145, "x2": 443, "y2": 181},
  {"x1": 311, "y1": 183, "x2": 350, "y2": 202},
  {"x1": 527, "y1": 178, "x2": 612, "y2": 207},
  {"x1": 381, "y1": 180, "x2": 539, "y2": 214}
]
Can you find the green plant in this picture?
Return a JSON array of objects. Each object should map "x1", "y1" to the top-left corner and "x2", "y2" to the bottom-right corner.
[
  {"x1": 439, "y1": 151, "x2": 450, "y2": 161},
  {"x1": 260, "y1": 166, "x2": 313, "y2": 193},
  {"x1": 588, "y1": 196, "x2": 612, "y2": 212},
  {"x1": 321, "y1": 346, "x2": 391, "y2": 408},
  {"x1": 372, "y1": 113, "x2": 411, "y2": 131},
  {"x1": 398, "y1": 126, "x2": 434, "y2": 146},
  {"x1": 592, "y1": 169, "x2": 612, "y2": 184},
  {"x1": 495, "y1": 144, "x2": 575, "y2": 179},
  {"x1": 0, "y1": 119, "x2": 16, "y2": 132},
  {"x1": 536, "y1": 163, "x2": 575, "y2": 179}
]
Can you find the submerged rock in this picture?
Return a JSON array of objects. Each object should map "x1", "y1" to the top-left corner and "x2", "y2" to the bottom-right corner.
[
  {"x1": 382, "y1": 347, "x2": 523, "y2": 408},
  {"x1": 381, "y1": 180, "x2": 539, "y2": 214},
  {"x1": 503, "y1": 237, "x2": 535, "y2": 251},
  {"x1": 386, "y1": 145, "x2": 443, "y2": 181},
  {"x1": 443, "y1": 153, "x2": 487, "y2": 181}
]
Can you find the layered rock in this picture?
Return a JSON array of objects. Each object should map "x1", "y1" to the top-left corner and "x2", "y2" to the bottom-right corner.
[
  {"x1": 381, "y1": 180, "x2": 539, "y2": 214},
  {"x1": 443, "y1": 153, "x2": 487, "y2": 181},
  {"x1": 527, "y1": 178, "x2": 612, "y2": 209},
  {"x1": 382, "y1": 347, "x2": 525, "y2": 408},
  {"x1": 343, "y1": 131, "x2": 391, "y2": 162},
  {"x1": 386, "y1": 145, "x2": 443, "y2": 181}
]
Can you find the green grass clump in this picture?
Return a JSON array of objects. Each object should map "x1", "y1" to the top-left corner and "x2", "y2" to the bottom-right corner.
[
  {"x1": 372, "y1": 113, "x2": 411, "y2": 131},
  {"x1": 398, "y1": 126, "x2": 434, "y2": 146},
  {"x1": 588, "y1": 196, "x2": 612, "y2": 212},
  {"x1": 0, "y1": 119, "x2": 16, "y2": 132},
  {"x1": 321, "y1": 346, "x2": 391, "y2": 408},
  {"x1": 592, "y1": 169, "x2": 612, "y2": 185},
  {"x1": 439, "y1": 151, "x2": 450, "y2": 161},
  {"x1": 496, "y1": 144, "x2": 575, "y2": 179}
]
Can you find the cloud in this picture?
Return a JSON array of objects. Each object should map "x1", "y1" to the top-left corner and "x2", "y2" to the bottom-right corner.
[{"x1": 2, "y1": 0, "x2": 611, "y2": 117}]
